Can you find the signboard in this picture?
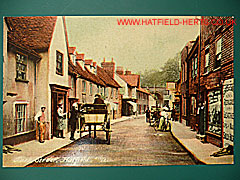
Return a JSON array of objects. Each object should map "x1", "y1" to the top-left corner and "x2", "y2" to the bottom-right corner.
[
  {"x1": 223, "y1": 78, "x2": 234, "y2": 147},
  {"x1": 208, "y1": 89, "x2": 221, "y2": 136}
]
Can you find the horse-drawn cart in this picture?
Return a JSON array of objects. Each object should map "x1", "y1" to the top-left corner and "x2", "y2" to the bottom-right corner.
[{"x1": 79, "y1": 103, "x2": 111, "y2": 144}]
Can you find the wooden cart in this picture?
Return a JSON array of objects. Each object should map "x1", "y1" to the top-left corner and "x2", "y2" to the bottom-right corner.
[{"x1": 79, "y1": 103, "x2": 111, "y2": 144}]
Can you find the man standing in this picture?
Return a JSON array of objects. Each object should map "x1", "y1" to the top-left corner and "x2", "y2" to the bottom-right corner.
[
  {"x1": 69, "y1": 102, "x2": 78, "y2": 140},
  {"x1": 145, "y1": 107, "x2": 151, "y2": 123},
  {"x1": 35, "y1": 105, "x2": 46, "y2": 143}
]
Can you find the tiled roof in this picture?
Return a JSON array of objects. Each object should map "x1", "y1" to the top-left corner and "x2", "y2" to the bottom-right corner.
[
  {"x1": 84, "y1": 66, "x2": 106, "y2": 86},
  {"x1": 119, "y1": 74, "x2": 140, "y2": 87},
  {"x1": 75, "y1": 62, "x2": 89, "y2": 80},
  {"x1": 97, "y1": 66, "x2": 121, "y2": 88},
  {"x1": 6, "y1": 16, "x2": 57, "y2": 51}
]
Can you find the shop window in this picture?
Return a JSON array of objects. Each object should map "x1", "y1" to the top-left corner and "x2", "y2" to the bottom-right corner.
[
  {"x1": 15, "y1": 104, "x2": 27, "y2": 133},
  {"x1": 16, "y1": 52, "x2": 27, "y2": 81},
  {"x1": 208, "y1": 90, "x2": 222, "y2": 135},
  {"x1": 56, "y1": 51, "x2": 63, "y2": 75}
]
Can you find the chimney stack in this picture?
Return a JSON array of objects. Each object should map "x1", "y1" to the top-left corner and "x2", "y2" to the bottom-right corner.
[
  {"x1": 125, "y1": 70, "x2": 131, "y2": 75},
  {"x1": 116, "y1": 66, "x2": 124, "y2": 75},
  {"x1": 101, "y1": 58, "x2": 115, "y2": 79}
]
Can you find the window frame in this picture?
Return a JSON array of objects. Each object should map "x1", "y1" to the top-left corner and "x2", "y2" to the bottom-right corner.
[
  {"x1": 82, "y1": 80, "x2": 86, "y2": 93},
  {"x1": 15, "y1": 51, "x2": 28, "y2": 82},
  {"x1": 15, "y1": 103, "x2": 27, "y2": 134},
  {"x1": 215, "y1": 37, "x2": 222, "y2": 69},
  {"x1": 56, "y1": 50, "x2": 64, "y2": 76},
  {"x1": 204, "y1": 46, "x2": 210, "y2": 73}
]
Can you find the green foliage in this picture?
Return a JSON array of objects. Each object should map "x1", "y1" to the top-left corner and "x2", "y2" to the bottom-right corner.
[{"x1": 141, "y1": 53, "x2": 180, "y2": 87}]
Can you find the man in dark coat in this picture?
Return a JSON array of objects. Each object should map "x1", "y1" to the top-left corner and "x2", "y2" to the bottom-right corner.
[
  {"x1": 94, "y1": 94, "x2": 104, "y2": 104},
  {"x1": 69, "y1": 102, "x2": 78, "y2": 140},
  {"x1": 145, "y1": 107, "x2": 151, "y2": 123}
]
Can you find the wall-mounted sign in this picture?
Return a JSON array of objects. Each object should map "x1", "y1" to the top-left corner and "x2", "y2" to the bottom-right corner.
[{"x1": 223, "y1": 78, "x2": 234, "y2": 147}]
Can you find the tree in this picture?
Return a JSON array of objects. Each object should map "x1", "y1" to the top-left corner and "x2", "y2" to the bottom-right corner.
[{"x1": 140, "y1": 53, "x2": 180, "y2": 87}]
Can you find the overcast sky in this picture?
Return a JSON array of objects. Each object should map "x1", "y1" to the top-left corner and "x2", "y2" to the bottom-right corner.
[{"x1": 65, "y1": 16, "x2": 199, "y2": 74}]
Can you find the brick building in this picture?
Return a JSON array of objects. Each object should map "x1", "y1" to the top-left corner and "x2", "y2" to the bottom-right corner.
[
  {"x1": 199, "y1": 16, "x2": 234, "y2": 147},
  {"x1": 180, "y1": 16, "x2": 234, "y2": 148}
]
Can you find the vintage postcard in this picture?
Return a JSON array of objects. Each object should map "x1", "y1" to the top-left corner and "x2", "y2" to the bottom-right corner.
[{"x1": 2, "y1": 16, "x2": 234, "y2": 167}]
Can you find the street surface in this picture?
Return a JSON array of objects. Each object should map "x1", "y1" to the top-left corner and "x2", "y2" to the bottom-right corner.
[{"x1": 28, "y1": 116, "x2": 197, "y2": 167}]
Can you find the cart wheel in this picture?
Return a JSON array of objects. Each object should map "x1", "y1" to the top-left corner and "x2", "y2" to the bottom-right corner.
[{"x1": 153, "y1": 121, "x2": 159, "y2": 131}]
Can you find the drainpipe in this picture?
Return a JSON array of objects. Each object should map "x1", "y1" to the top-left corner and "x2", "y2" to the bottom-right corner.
[{"x1": 197, "y1": 18, "x2": 204, "y2": 135}]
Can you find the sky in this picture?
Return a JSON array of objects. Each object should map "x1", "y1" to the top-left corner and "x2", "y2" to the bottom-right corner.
[{"x1": 65, "y1": 16, "x2": 200, "y2": 74}]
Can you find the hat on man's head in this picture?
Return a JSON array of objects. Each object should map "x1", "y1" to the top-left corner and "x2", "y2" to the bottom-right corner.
[
  {"x1": 41, "y1": 105, "x2": 46, "y2": 109},
  {"x1": 95, "y1": 93, "x2": 101, "y2": 97}
]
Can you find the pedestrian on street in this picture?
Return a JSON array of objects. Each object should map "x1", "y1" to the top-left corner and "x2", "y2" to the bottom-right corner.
[
  {"x1": 145, "y1": 107, "x2": 151, "y2": 123},
  {"x1": 56, "y1": 103, "x2": 67, "y2": 138},
  {"x1": 69, "y1": 102, "x2": 79, "y2": 140},
  {"x1": 35, "y1": 105, "x2": 47, "y2": 143}
]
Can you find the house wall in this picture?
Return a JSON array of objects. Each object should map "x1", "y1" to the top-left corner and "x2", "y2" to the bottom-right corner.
[{"x1": 3, "y1": 48, "x2": 36, "y2": 140}]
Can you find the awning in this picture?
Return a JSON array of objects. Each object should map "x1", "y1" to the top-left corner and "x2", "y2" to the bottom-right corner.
[
  {"x1": 105, "y1": 100, "x2": 118, "y2": 110},
  {"x1": 127, "y1": 101, "x2": 137, "y2": 112}
]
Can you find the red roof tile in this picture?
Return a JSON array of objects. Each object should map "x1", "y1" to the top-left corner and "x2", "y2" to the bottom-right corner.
[
  {"x1": 6, "y1": 16, "x2": 57, "y2": 51},
  {"x1": 84, "y1": 66, "x2": 106, "y2": 86},
  {"x1": 119, "y1": 74, "x2": 140, "y2": 87},
  {"x1": 75, "y1": 62, "x2": 89, "y2": 79},
  {"x1": 97, "y1": 66, "x2": 121, "y2": 88}
]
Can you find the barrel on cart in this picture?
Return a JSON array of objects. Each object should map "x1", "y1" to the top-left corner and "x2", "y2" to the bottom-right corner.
[{"x1": 79, "y1": 103, "x2": 111, "y2": 144}]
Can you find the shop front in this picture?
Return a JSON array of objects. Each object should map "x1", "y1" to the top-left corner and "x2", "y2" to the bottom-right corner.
[{"x1": 50, "y1": 84, "x2": 70, "y2": 138}]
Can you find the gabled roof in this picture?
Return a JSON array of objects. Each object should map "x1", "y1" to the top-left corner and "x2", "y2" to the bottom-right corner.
[
  {"x1": 97, "y1": 66, "x2": 121, "y2": 88},
  {"x1": 6, "y1": 16, "x2": 57, "y2": 51},
  {"x1": 119, "y1": 74, "x2": 140, "y2": 87}
]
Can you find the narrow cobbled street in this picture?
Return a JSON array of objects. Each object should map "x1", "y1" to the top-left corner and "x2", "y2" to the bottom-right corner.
[{"x1": 28, "y1": 116, "x2": 198, "y2": 167}]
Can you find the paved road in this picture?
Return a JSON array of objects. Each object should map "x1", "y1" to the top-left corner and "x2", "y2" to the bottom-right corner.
[{"x1": 28, "y1": 116, "x2": 198, "y2": 167}]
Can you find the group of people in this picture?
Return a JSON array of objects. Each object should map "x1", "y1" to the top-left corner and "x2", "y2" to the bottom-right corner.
[
  {"x1": 34, "y1": 94, "x2": 104, "y2": 143},
  {"x1": 145, "y1": 105, "x2": 176, "y2": 124}
]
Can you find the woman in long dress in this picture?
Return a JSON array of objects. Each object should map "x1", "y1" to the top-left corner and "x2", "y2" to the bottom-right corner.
[{"x1": 56, "y1": 104, "x2": 67, "y2": 138}]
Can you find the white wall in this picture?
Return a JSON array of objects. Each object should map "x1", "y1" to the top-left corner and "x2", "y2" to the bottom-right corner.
[{"x1": 115, "y1": 73, "x2": 128, "y2": 98}]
